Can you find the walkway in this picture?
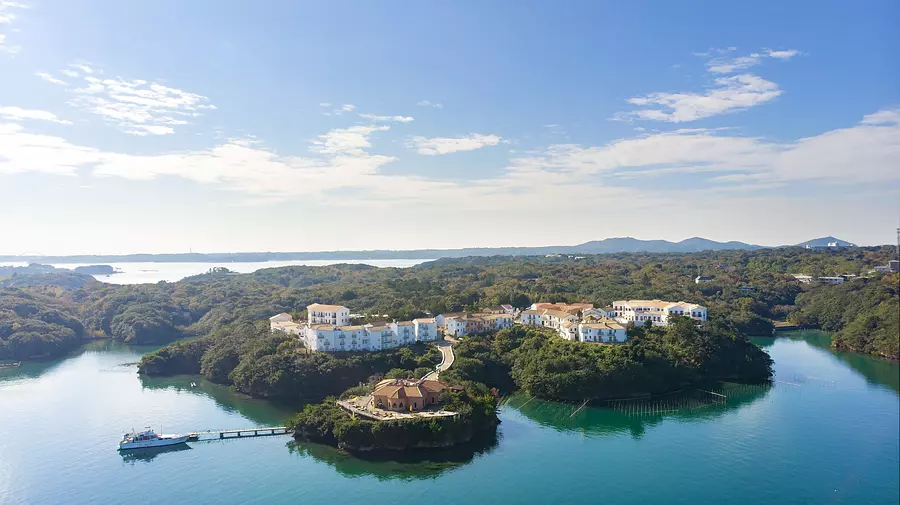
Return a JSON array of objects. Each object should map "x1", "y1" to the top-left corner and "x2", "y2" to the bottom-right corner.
[
  {"x1": 422, "y1": 340, "x2": 455, "y2": 381},
  {"x1": 337, "y1": 396, "x2": 458, "y2": 421}
]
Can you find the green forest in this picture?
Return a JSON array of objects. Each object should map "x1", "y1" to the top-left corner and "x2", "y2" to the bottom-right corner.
[
  {"x1": 443, "y1": 322, "x2": 773, "y2": 402},
  {"x1": 138, "y1": 324, "x2": 442, "y2": 402},
  {"x1": 1, "y1": 246, "x2": 897, "y2": 362},
  {"x1": 292, "y1": 382, "x2": 499, "y2": 452}
]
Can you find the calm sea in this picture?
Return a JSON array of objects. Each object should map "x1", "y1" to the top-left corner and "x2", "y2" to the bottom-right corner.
[
  {"x1": 1, "y1": 331, "x2": 897, "y2": 504},
  {"x1": 1, "y1": 259, "x2": 434, "y2": 284}
]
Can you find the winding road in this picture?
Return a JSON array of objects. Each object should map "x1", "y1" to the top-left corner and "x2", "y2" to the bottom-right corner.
[{"x1": 423, "y1": 340, "x2": 455, "y2": 380}]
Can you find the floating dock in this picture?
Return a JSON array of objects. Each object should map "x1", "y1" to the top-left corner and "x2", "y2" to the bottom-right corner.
[{"x1": 186, "y1": 426, "x2": 291, "y2": 441}]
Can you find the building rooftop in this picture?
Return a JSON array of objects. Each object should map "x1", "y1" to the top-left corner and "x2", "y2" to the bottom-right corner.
[
  {"x1": 269, "y1": 312, "x2": 292, "y2": 321},
  {"x1": 307, "y1": 303, "x2": 348, "y2": 312},
  {"x1": 413, "y1": 317, "x2": 436, "y2": 323},
  {"x1": 394, "y1": 321, "x2": 414, "y2": 326},
  {"x1": 614, "y1": 299, "x2": 705, "y2": 310},
  {"x1": 372, "y1": 378, "x2": 449, "y2": 400}
]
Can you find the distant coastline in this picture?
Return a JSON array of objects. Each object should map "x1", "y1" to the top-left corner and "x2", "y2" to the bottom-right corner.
[
  {"x1": 0, "y1": 235, "x2": 871, "y2": 265},
  {"x1": 0, "y1": 236, "x2": 769, "y2": 264}
]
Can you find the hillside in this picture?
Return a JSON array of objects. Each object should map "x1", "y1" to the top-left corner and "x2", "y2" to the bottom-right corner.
[{"x1": 795, "y1": 237, "x2": 857, "y2": 248}]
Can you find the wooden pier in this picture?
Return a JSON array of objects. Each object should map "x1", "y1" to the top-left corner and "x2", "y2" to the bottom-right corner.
[{"x1": 186, "y1": 426, "x2": 291, "y2": 441}]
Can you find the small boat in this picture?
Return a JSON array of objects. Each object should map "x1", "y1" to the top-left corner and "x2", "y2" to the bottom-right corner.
[
  {"x1": 190, "y1": 382, "x2": 197, "y2": 387},
  {"x1": 0, "y1": 361, "x2": 21, "y2": 369},
  {"x1": 118, "y1": 428, "x2": 189, "y2": 451}
]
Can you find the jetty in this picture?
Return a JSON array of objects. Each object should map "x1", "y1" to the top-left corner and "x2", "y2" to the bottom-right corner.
[{"x1": 186, "y1": 426, "x2": 291, "y2": 441}]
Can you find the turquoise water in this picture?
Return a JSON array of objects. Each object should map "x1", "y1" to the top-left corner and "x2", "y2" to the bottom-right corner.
[{"x1": 1, "y1": 333, "x2": 898, "y2": 504}]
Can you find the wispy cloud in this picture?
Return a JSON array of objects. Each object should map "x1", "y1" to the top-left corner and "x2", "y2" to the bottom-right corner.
[
  {"x1": 621, "y1": 74, "x2": 781, "y2": 123},
  {"x1": 0, "y1": 106, "x2": 72, "y2": 124},
  {"x1": 510, "y1": 108, "x2": 900, "y2": 184},
  {"x1": 322, "y1": 103, "x2": 357, "y2": 116},
  {"x1": 0, "y1": 109, "x2": 897, "y2": 214},
  {"x1": 359, "y1": 113, "x2": 414, "y2": 123},
  {"x1": 50, "y1": 67, "x2": 215, "y2": 135},
  {"x1": 309, "y1": 125, "x2": 391, "y2": 155},
  {"x1": 35, "y1": 72, "x2": 67, "y2": 85},
  {"x1": 765, "y1": 49, "x2": 800, "y2": 60},
  {"x1": 417, "y1": 100, "x2": 443, "y2": 109},
  {"x1": 410, "y1": 133, "x2": 503, "y2": 155},
  {"x1": 618, "y1": 47, "x2": 799, "y2": 122},
  {"x1": 0, "y1": 0, "x2": 26, "y2": 54},
  {"x1": 706, "y1": 47, "x2": 801, "y2": 74}
]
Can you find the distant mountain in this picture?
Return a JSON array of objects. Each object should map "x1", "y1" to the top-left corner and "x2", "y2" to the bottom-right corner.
[
  {"x1": 0, "y1": 237, "x2": 763, "y2": 264},
  {"x1": 572, "y1": 237, "x2": 760, "y2": 254},
  {"x1": 794, "y1": 237, "x2": 857, "y2": 248}
]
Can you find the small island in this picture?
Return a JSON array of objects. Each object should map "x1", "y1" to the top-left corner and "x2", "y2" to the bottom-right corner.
[
  {"x1": 72, "y1": 265, "x2": 119, "y2": 276},
  {"x1": 293, "y1": 379, "x2": 500, "y2": 452}
]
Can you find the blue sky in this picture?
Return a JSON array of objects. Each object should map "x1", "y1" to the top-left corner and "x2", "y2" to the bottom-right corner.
[{"x1": 1, "y1": 0, "x2": 898, "y2": 254}]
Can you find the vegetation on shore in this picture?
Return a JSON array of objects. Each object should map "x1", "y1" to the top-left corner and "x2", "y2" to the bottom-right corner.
[
  {"x1": 1, "y1": 246, "x2": 896, "y2": 362},
  {"x1": 137, "y1": 324, "x2": 442, "y2": 402},
  {"x1": 0, "y1": 288, "x2": 85, "y2": 360},
  {"x1": 291, "y1": 382, "x2": 499, "y2": 452},
  {"x1": 789, "y1": 275, "x2": 899, "y2": 359},
  {"x1": 443, "y1": 323, "x2": 773, "y2": 402}
]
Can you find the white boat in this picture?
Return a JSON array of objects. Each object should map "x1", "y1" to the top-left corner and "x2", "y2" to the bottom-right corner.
[{"x1": 118, "y1": 428, "x2": 189, "y2": 450}]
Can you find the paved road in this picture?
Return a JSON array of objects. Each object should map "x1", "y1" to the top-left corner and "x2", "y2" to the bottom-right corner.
[{"x1": 423, "y1": 340, "x2": 454, "y2": 380}]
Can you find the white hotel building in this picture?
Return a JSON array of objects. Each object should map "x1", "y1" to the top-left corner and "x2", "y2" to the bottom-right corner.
[
  {"x1": 269, "y1": 304, "x2": 438, "y2": 353},
  {"x1": 610, "y1": 300, "x2": 707, "y2": 326}
]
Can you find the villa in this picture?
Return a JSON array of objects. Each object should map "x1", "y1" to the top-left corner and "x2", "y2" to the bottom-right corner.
[
  {"x1": 519, "y1": 309, "x2": 543, "y2": 326},
  {"x1": 610, "y1": 300, "x2": 708, "y2": 326},
  {"x1": 270, "y1": 304, "x2": 441, "y2": 352},
  {"x1": 577, "y1": 318, "x2": 627, "y2": 343},
  {"x1": 371, "y1": 378, "x2": 449, "y2": 411},
  {"x1": 272, "y1": 297, "x2": 708, "y2": 353}
]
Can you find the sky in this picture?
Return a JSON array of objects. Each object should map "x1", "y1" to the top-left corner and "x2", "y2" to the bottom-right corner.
[{"x1": 0, "y1": 0, "x2": 898, "y2": 255}]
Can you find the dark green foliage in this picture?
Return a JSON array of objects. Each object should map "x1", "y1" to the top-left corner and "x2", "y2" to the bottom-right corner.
[
  {"x1": 292, "y1": 383, "x2": 499, "y2": 452},
  {"x1": 791, "y1": 276, "x2": 899, "y2": 359},
  {"x1": 0, "y1": 288, "x2": 84, "y2": 360},
  {"x1": 139, "y1": 325, "x2": 442, "y2": 402},
  {"x1": 445, "y1": 322, "x2": 772, "y2": 402}
]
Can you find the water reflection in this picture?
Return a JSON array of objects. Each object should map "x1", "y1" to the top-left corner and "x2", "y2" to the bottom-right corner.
[
  {"x1": 505, "y1": 382, "x2": 773, "y2": 440},
  {"x1": 119, "y1": 444, "x2": 192, "y2": 465},
  {"x1": 138, "y1": 375, "x2": 296, "y2": 427},
  {"x1": 287, "y1": 428, "x2": 499, "y2": 481},
  {"x1": 754, "y1": 331, "x2": 899, "y2": 393}
]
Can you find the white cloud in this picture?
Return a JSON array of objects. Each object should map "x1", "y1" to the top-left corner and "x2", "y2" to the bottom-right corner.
[
  {"x1": 70, "y1": 63, "x2": 94, "y2": 74},
  {"x1": 318, "y1": 102, "x2": 332, "y2": 107},
  {"x1": 622, "y1": 73, "x2": 782, "y2": 123},
  {"x1": 0, "y1": 109, "x2": 896, "y2": 216},
  {"x1": 707, "y1": 53, "x2": 763, "y2": 74},
  {"x1": 359, "y1": 113, "x2": 414, "y2": 123},
  {"x1": 0, "y1": 106, "x2": 72, "y2": 124},
  {"x1": 410, "y1": 133, "x2": 503, "y2": 155},
  {"x1": 510, "y1": 108, "x2": 900, "y2": 184},
  {"x1": 35, "y1": 72, "x2": 67, "y2": 85},
  {"x1": 417, "y1": 100, "x2": 443, "y2": 109},
  {"x1": 0, "y1": 123, "x2": 99, "y2": 175},
  {"x1": 766, "y1": 49, "x2": 800, "y2": 60},
  {"x1": 620, "y1": 48, "x2": 800, "y2": 122},
  {"x1": 60, "y1": 70, "x2": 213, "y2": 135},
  {"x1": 706, "y1": 47, "x2": 800, "y2": 74},
  {"x1": 309, "y1": 125, "x2": 391, "y2": 155},
  {"x1": 60, "y1": 69, "x2": 79, "y2": 78},
  {"x1": 0, "y1": 0, "x2": 25, "y2": 53}
]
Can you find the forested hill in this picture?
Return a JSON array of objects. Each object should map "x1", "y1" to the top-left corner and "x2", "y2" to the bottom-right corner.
[{"x1": 1, "y1": 245, "x2": 896, "y2": 361}]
